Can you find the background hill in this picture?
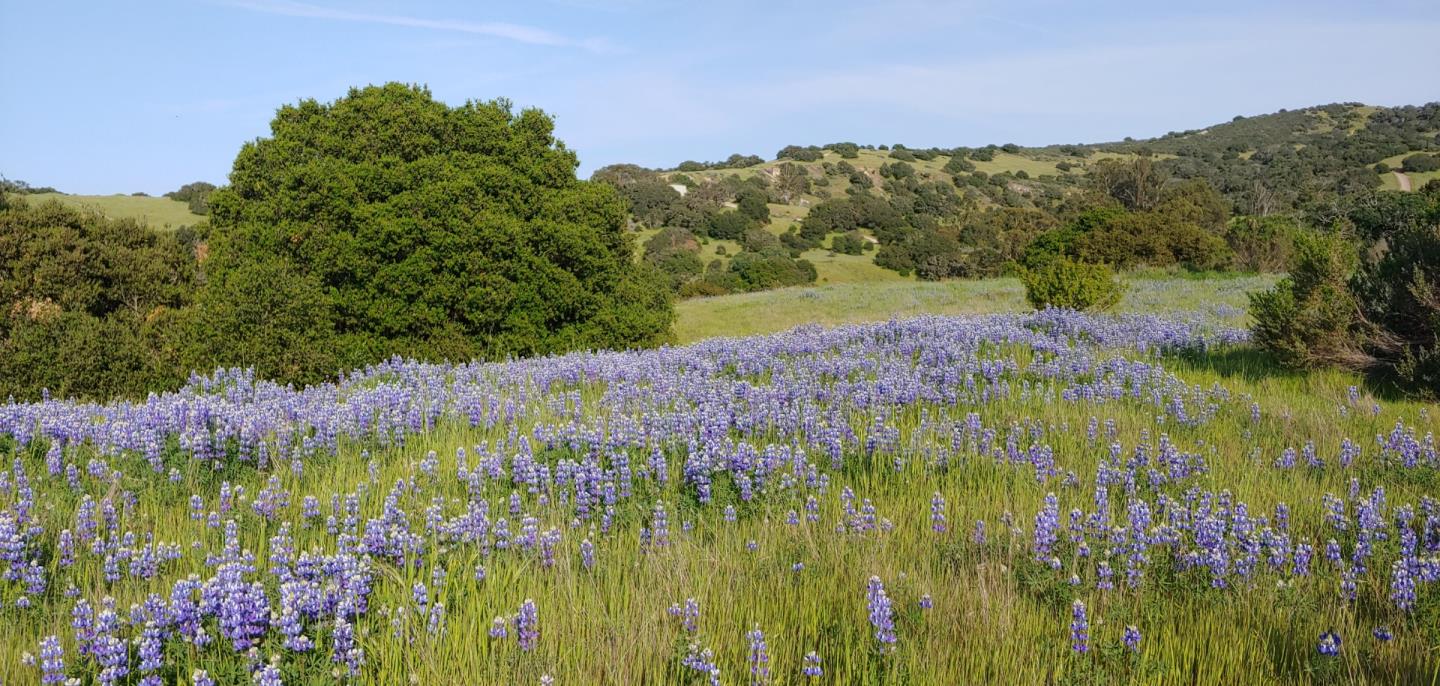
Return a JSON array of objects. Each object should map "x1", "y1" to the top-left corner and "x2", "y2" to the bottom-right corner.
[
  {"x1": 591, "y1": 102, "x2": 1437, "y2": 298},
  {"x1": 25, "y1": 192, "x2": 204, "y2": 230}
]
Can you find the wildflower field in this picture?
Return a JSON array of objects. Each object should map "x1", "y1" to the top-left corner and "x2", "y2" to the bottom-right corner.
[{"x1": 1, "y1": 308, "x2": 1437, "y2": 685}]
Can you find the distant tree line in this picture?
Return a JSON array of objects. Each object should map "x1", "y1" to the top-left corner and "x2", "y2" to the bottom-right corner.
[{"x1": 0, "y1": 176, "x2": 59, "y2": 194}]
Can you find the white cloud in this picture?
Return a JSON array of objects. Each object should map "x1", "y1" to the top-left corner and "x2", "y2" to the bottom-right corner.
[{"x1": 220, "y1": 0, "x2": 622, "y2": 53}]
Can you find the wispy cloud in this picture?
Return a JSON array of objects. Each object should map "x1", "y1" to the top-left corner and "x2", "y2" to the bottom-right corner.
[{"x1": 220, "y1": 0, "x2": 621, "y2": 53}]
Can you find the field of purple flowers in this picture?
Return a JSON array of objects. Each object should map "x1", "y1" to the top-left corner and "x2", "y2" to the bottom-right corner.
[{"x1": 1, "y1": 309, "x2": 1437, "y2": 684}]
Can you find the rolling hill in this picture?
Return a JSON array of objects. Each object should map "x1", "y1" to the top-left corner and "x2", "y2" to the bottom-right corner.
[{"x1": 25, "y1": 192, "x2": 204, "y2": 230}]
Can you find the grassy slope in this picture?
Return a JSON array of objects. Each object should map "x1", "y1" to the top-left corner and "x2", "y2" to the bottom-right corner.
[
  {"x1": 673, "y1": 274, "x2": 1276, "y2": 343},
  {"x1": 5, "y1": 287, "x2": 1435, "y2": 684},
  {"x1": 27, "y1": 192, "x2": 203, "y2": 230},
  {"x1": 1377, "y1": 152, "x2": 1440, "y2": 190}
]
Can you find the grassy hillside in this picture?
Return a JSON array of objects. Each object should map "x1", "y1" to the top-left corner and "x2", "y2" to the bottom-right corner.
[
  {"x1": 674, "y1": 273, "x2": 1275, "y2": 343},
  {"x1": 5, "y1": 296, "x2": 1436, "y2": 685},
  {"x1": 27, "y1": 192, "x2": 203, "y2": 229}
]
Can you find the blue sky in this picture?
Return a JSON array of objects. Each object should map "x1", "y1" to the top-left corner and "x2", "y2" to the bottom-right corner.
[{"x1": 2, "y1": 0, "x2": 1438, "y2": 195}]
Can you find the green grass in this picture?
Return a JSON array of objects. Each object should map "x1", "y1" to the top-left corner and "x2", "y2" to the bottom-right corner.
[
  {"x1": 1379, "y1": 169, "x2": 1440, "y2": 191},
  {"x1": 674, "y1": 273, "x2": 1276, "y2": 343},
  {"x1": 27, "y1": 192, "x2": 204, "y2": 230}
]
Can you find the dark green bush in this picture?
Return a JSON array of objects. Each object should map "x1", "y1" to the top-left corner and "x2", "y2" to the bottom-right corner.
[
  {"x1": 1249, "y1": 192, "x2": 1439, "y2": 399},
  {"x1": 830, "y1": 231, "x2": 867, "y2": 255},
  {"x1": 706, "y1": 209, "x2": 754, "y2": 240},
  {"x1": 1249, "y1": 230, "x2": 1362, "y2": 369},
  {"x1": 1401, "y1": 153, "x2": 1440, "y2": 173},
  {"x1": 1020, "y1": 258, "x2": 1123, "y2": 311}
]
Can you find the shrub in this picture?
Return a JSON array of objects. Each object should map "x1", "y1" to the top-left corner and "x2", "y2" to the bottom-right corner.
[
  {"x1": 165, "y1": 181, "x2": 217, "y2": 215},
  {"x1": 1020, "y1": 258, "x2": 1123, "y2": 311},
  {"x1": 1248, "y1": 230, "x2": 1363, "y2": 369},
  {"x1": 943, "y1": 155, "x2": 975, "y2": 174},
  {"x1": 707, "y1": 209, "x2": 754, "y2": 240},
  {"x1": 777, "y1": 145, "x2": 823, "y2": 162},
  {"x1": 1352, "y1": 222, "x2": 1440, "y2": 398},
  {"x1": 1401, "y1": 154, "x2": 1440, "y2": 173},
  {"x1": 830, "y1": 231, "x2": 867, "y2": 255},
  {"x1": 736, "y1": 187, "x2": 771, "y2": 224},
  {"x1": 781, "y1": 229, "x2": 819, "y2": 253}
]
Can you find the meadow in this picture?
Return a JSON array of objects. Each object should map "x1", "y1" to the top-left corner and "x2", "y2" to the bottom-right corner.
[
  {"x1": 674, "y1": 273, "x2": 1274, "y2": 343},
  {"x1": 27, "y1": 192, "x2": 204, "y2": 230},
  {"x1": 1, "y1": 276, "x2": 1437, "y2": 685}
]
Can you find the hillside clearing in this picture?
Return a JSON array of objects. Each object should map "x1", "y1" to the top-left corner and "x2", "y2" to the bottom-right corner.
[
  {"x1": 28, "y1": 192, "x2": 203, "y2": 229},
  {"x1": 673, "y1": 273, "x2": 1275, "y2": 343}
]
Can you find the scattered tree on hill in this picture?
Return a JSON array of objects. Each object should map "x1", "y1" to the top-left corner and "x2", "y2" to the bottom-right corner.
[
  {"x1": 736, "y1": 187, "x2": 771, "y2": 224},
  {"x1": 830, "y1": 231, "x2": 868, "y2": 255},
  {"x1": 777, "y1": 145, "x2": 824, "y2": 162},
  {"x1": 1089, "y1": 157, "x2": 1167, "y2": 211},
  {"x1": 772, "y1": 163, "x2": 812, "y2": 203},
  {"x1": 165, "y1": 181, "x2": 217, "y2": 215},
  {"x1": 943, "y1": 155, "x2": 975, "y2": 174},
  {"x1": 1401, "y1": 153, "x2": 1440, "y2": 173},
  {"x1": 707, "y1": 209, "x2": 754, "y2": 240}
]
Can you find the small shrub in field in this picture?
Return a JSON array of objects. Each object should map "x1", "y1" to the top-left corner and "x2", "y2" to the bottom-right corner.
[
  {"x1": 1247, "y1": 230, "x2": 1362, "y2": 369},
  {"x1": 1020, "y1": 258, "x2": 1123, "y2": 311}
]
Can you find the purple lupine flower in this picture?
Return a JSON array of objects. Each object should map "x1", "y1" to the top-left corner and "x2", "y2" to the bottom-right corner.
[
  {"x1": 682, "y1": 643, "x2": 722, "y2": 686},
  {"x1": 866, "y1": 576, "x2": 897, "y2": 647},
  {"x1": 919, "y1": 594, "x2": 933, "y2": 610},
  {"x1": 39, "y1": 635, "x2": 65, "y2": 685},
  {"x1": 668, "y1": 598, "x2": 700, "y2": 633},
  {"x1": 1097, "y1": 561, "x2": 1114, "y2": 591},
  {"x1": 1390, "y1": 560, "x2": 1416, "y2": 612},
  {"x1": 1070, "y1": 599, "x2": 1089, "y2": 653},
  {"x1": 930, "y1": 492, "x2": 947, "y2": 533},
  {"x1": 580, "y1": 538, "x2": 595, "y2": 569},
  {"x1": 1122, "y1": 625, "x2": 1141, "y2": 652},
  {"x1": 1034, "y1": 493, "x2": 1060, "y2": 561},
  {"x1": 652, "y1": 502, "x2": 670, "y2": 548},
  {"x1": 1293, "y1": 542, "x2": 1313, "y2": 577},
  {"x1": 253, "y1": 661, "x2": 283, "y2": 686},
  {"x1": 515, "y1": 599, "x2": 539, "y2": 651},
  {"x1": 193, "y1": 669, "x2": 216, "y2": 686},
  {"x1": 1318, "y1": 630, "x2": 1341, "y2": 656},
  {"x1": 972, "y1": 520, "x2": 986, "y2": 545},
  {"x1": 489, "y1": 616, "x2": 508, "y2": 639},
  {"x1": 802, "y1": 651, "x2": 822, "y2": 678},
  {"x1": 747, "y1": 625, "x2": 771, "y2": 685}
]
